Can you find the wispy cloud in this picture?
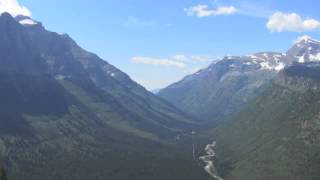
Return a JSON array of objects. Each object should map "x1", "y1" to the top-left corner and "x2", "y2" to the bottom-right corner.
[
  {"x1": 184, "y1": 4, "x2": 237, "y2": 18},
  {"x1": 131, "y1": 55, "x2": 214, "y2": 68},
  {"x1": 184, "y1": 0, "x2": 275, "y2": 18},
  {"x1": 187, "y1": 67, "x2": 204, "y2": 74},
  {"x1": 235, "y1": 0, "x2": 273, "y2": 18},
  {"x1": 130, "y1": 55, "x2": 216, "y2": 89},
  {"x1": 190, "y1": 56, "x2": 213, "y2": 63},
  {"x1": 172, "y1": 54, "x2": 187, "y2": 61},
  {"x1": 123, "y1": 16, "x2": 156, "y2": 27},
  {"x1": 184, "y1": 1, "x2": 320, "y2": 33},
  {"x1": 267, "y1": 12, "x2": 320, "y2": 32},
  {"x1": 131, "y1": 56, "x2": 186, "y2": 68},
  {"x1": 0, "y1": 0, "x2": 31, "y2": 17}
]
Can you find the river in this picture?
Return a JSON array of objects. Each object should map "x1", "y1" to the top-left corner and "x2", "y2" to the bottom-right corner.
[{"x1": 199, "y1": 141, "x2": 224, "y2": 180}]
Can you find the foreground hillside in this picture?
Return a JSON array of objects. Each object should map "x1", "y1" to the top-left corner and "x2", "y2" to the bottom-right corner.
[
  {"x1": 0, "y1": 13, "x2": 210, "y2": 180},
  {"x1": 208, "y1": 62, "x2": 320, "y2": 180}
]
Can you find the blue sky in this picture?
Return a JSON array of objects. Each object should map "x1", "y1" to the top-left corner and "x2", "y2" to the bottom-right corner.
[{"x1": 2, "y1": 0, "x2": 320, "y2": 89}]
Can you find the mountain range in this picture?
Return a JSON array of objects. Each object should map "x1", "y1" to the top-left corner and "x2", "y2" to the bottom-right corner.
[
  {"x1": 159, "y1": 35, "x2": 320, "y2": 179},
  {"x1": 1, "y1": 10, "x2": 320, "y2": 180},
  {"x1": 0, "y1": 12, "x2": 211, "y2": 180},
  {"x1": 159, "y1": 36, "x2": 320, "y2": 122},
  {"x1": 155, "y1": 35, "x2": 320, "y2": 179},
  {"x1": 207, "y1": 62, "x2": 320, "y2": 179}
]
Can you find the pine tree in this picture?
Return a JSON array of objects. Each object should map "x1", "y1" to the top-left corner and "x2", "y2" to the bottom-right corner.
[{"x1": 0, "y1": 167, "x2": 7, "y2": 180}]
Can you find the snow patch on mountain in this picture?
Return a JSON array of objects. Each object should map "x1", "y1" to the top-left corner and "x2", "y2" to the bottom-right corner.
[
  {"x1": 259, "y1": 62, "x2": 284, "y2": 71},
  {"x1": 244, "y1": 53, "x2": 286, "y2": 71},
  {"x1": 310, "y1": 53, "x2": 320, "y2": 61},
  {"x1": 275, "y1": 62, "x2": 285, "y2": 71},
  {"x1": 260, "y1": 62, "x2": 273, "y2": 70},
  {"x1": 298, "y1": 56, "x2": 305, "y2": 63},
  {"x1": 19, "y1": 18, "x2": 37, "y2": 25}
]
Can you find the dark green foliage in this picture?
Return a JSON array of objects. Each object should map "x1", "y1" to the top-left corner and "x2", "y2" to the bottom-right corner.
[
  {"x1": 285, "y1": 62, "x2": 320, "y2": 80},
  {"x1": 206, "y1": 66, "x2": 320, "y2": 179},
  {"x1": 0, "y1": 168, "x2": 7, "y2": 180}
]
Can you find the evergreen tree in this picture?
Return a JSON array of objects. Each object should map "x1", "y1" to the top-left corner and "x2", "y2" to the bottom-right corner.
[{"x1": 0, "y1": 167, "x2": 7, "y2": 180}]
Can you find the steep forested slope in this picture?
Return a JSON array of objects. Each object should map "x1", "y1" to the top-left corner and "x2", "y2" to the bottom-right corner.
[
  {"x1": 0, "y1": 13, "x2": 208, "y2": 180},
  {"x1": 207, "y1": 62, "x2": 320, "y2": 180}
]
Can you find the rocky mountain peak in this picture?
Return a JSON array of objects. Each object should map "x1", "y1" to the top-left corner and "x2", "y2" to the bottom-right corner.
[
  {"x1": 0, "y1": 12, "x2": 16, "y2": 24},
  {"x1": 0, "y1": 12, "x2": 13, "y2": 19},
  {"x1": 296, "y1": 35, "x2": 320, "y2": 45},
  {"x1": 287, "y1": 36, "x2": 320, "y2": 63},
  {"x1": 217, "y1": 52, "x2": 286, "y2": 73}
]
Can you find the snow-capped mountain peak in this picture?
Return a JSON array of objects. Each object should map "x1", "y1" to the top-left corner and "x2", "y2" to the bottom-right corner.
[
  {"x1": 295, "y1": 35, "x2": 320, "y2": 45},
  {"x1": 287, "y1": 36, "x2": 320, "y2": 63}
]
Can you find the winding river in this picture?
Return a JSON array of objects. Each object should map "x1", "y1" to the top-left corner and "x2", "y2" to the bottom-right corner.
[{"x1": 199, "y1": 141, "x2": 224, "y2": 180}]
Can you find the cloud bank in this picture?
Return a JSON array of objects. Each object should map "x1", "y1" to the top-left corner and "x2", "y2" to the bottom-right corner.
[
  {"x1": 0, "y1": 0, "x2": 31, "y2": 17},
  {"x1": 267, "y1": 12, "x2": 320, "y2": 32}
]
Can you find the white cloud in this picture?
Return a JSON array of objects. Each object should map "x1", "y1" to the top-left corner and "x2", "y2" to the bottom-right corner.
[
  {"x1": 172, "y1": 55, "x2": 187, "y2": 61},
  {"x1": 131, "y1": 56, "x2": 186, "y2": 68},
  {"x1": 267, "y1": 12, "x2": 320, "y2": 32},
  {"x1": 171, "y1": 55, "x2": 212, "y2": 62},
  {"x1": 236, "y1": 1, "x2": 273, "y2": 18},
  {"x1": 123, "y1": 16, "x2": 156, "y2": 27},
  {"x1": 190, "y1": 56, "x2": 212, "y2": 62},
  {"x1": 0, "y1": 0, "x2": 31, "y2": 17},
  {"x1": 185, "y1": 4, "x2": 237, "y2": 17},
  {"x1": 131, "y1": 55, "x2": 215, "y2": 68},
  {"x1": 214, "y1": 6, "x2": 238, "y2": 15}
]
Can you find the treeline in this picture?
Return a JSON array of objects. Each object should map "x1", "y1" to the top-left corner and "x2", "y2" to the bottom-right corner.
[{"x1": 0, "y1": 167, "x2": 7, "y2": 180}]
